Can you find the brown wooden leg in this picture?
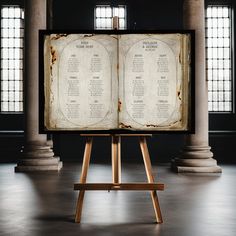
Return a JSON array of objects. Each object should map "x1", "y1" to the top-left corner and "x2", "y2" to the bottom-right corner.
[
  {"x1": 139, "y1": 137, "x2": 163, "y2": 223},
  {"x1": 111, "y1": 135, "x2": 121, "y2": 184},
  {"x1": 75, "y1": 137, "x2": 93, "y2": 223}
]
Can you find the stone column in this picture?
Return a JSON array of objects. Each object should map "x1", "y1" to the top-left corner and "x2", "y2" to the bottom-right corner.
[
  {"x1": 15, "y1": 0, "x2": 62, "y2": 172},
  {"x1": 171, "y1": 0, "x2": 221, "y2": 173}
]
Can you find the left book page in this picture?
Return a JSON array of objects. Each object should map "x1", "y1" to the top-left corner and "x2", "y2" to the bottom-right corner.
[{"x1": 44, "y1": 34, "x2": 118, "y2": 131}]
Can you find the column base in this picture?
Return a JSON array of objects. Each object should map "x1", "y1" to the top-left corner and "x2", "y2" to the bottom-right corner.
[
  {"x1": 171, "y1": 161, "x2": 222, "y2": 173},
  {"x1": 172, "y1": 145, "x2": 222, "y2": 173},
  {"x1": 15, "y1": 160, "x2": 63, "y2": 172},
  {"x1": 15, "y1": 143, "x2": 63, "y2": 172}
]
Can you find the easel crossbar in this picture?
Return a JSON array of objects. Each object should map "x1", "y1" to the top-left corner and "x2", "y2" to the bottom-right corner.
[
  {"x1": 75, "y1": 134, "x2": 164, "y2": 223},
  {"x1": 74, "y1": 183, "x2": 164, "y2": 191}
]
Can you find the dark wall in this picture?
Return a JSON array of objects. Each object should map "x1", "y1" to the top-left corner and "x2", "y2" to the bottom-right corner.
[
  {"x1": 0, "y1": 134, "x2": 24, "y2": 163},
  {"x1": 53, "y1": 0, "x2": 95, "y2": 30},
  {"x1": 51, "y1": 0, "x2": 185, "y2": 163},
  {"x1": 1, "y1": 133, "x2": 236, "y2": 164},
  {"x1": 1, "y1": 0, "x2": 235, "y2": 164},
  {"x1": 52, "y1": 0, "x2": 183, "y2": 30},
  {"x1": 127, "y1": 0, "x2": 183, "y2": 30},
  {"x1": 48, "y1": 0, "x2": 236, "y2": 164},
  {"x1": 52, "y1": 134, "x2": 185, "y2": 163}
]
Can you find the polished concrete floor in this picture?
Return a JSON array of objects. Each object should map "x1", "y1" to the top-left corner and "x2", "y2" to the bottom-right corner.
[{"x1": 0, "y1": 162, "x2": 235, "y2": 236}]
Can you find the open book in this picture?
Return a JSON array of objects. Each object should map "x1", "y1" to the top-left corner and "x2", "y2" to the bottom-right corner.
[{"x1": 41, "y1": 31, "x2": 193, "y2": 132}]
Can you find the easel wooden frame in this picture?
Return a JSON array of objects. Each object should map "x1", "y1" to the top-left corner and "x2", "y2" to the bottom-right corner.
[{"x1": 74, "y1": 134, "x2": 164, "y2": 223}]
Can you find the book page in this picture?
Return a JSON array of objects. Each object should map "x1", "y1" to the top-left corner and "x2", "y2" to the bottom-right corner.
[
  {"x1": 118, "y1": 34, "x2": 190, "y2": 131},
  {"x1": 44, "y1": 34, "x2": 118, "y2": 130}
]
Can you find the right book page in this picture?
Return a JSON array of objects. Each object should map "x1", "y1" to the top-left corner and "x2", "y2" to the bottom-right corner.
[{"x1": 118, "y1": 33, "x2": 191, "y2": 131}]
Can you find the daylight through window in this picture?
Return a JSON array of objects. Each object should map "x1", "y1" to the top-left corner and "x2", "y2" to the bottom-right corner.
[
  {"x1": 0, "y1": 6, "x2": 24, "y2": 112},
  {"x1": 206, "y1": 6, "x2": 232, "y2": 112},
  {"x1": 95, "y1": 5, "x2": 126, "y2": 30}
]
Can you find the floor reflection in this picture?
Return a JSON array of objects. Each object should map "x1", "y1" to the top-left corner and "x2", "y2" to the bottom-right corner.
[{"x1": 0, "y1": 163, "x2": 235, "y2": 236}]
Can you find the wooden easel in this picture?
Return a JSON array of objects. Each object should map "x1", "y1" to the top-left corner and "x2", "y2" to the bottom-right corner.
[{"x1": 74, "y1": 134, "x2": 164, "y2": 223}]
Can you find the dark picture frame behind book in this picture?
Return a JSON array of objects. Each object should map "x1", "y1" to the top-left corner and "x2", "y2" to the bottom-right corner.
[{"x1": 39, "y1": 30, "x2": 195, "y2": 134}]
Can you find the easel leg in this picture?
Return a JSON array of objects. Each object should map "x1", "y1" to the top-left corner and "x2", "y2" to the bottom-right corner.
[
  {"x1": 111, "y1": 135, "x2": 121, "y2": 184},
  {"x1": 139, "y1": 137, "x2": 163, "y2": 223},
  {"x1": 75, "y1": 137, "x2": 93, "y2": 223}
]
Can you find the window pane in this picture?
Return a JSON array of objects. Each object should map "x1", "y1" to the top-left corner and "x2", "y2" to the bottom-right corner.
[
  {"x1": 206, "y1": 5, "x2": 232, "y2": 112},
  {"x1": 106, "y1": 8, "x2": 111, "y2": 17},
  {"x1": 223, "y1": 7, "x2": 229, "y2": 17},
  {"x1": 105, "y1": 18, "x2": 112, "y2": 28},
  {"x1": 100, "y1": 7, "x2": 105, "y2": 17},
  {"x1": 96, "y1": 7, "x2": 100, "y2": 17},
  {"x1": 8, "y1": 70, "x2": 14, "y2": 80},
  {"x1": 119, "y1": 8, "x2": 125, "y2": 18},
  {"x1": 14, "y1": 8, "x2": 21, "y2": 18},
  {"x1": 1, "y1": 8, "x2": 8, "y2": 17},
  {"x1": 100, "y1": 18, "x2": 105, "y2": 28},
  {"x1": 1, "y1": 102, "x2": 8, "y2": 111},
  {"x1": 113, "y1": 7, "x2": 119, "y2": 17},
  {"x1": 219, "y1": 92, "x2": 223, "y2": 101},
  {"x1": 2, "y1": 80, "x2": 8, "y2": 91},
  {"x1": 217, "y1": 18, "x2": 223, "y2": 28},
  {"x1": 15, "y1": 103, "x2": 19, "y2": 111},
  {"x1": 119, "y1": 19, "x2": 125, "y2": 29},
  {"x1": 96, "y1": 18, "x2": 101, "y2": 28},
  {"x1": 207, "y1": 7, "x2": 212, "y2": 17},
  {"x1": 212, "y1": 7, "x2": 218, "y2": 17},
  {"x1": 223, "y1": 18, "x2": 229, "y2": 28},
  {"x1": 15, "y1": 81, "x2": 20, "y2": 90},
  {"x1": 218, "y1": 48, "x2": 223, "y2": 58}
]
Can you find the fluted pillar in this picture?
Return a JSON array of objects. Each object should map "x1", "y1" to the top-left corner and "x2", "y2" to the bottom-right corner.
[
  {"x1": 171, "y1": 0, "x2": 221, "y2": 173},
  {"x1": 15, "y1": 0, "x2": 62, "y2": 172}
]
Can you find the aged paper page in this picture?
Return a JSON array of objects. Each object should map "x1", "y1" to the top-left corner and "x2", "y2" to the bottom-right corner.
[
  {"x1": 118, "y1": 34, "x2": 190, "y2": 130},
  {"x1": 44, "y1": 34, "x2": 118, "y2": 130}
]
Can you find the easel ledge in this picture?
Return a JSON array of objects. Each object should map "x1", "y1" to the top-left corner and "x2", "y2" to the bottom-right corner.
[{"x1": 74, "y1": 134, "x2": 164, "y2": 223}]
